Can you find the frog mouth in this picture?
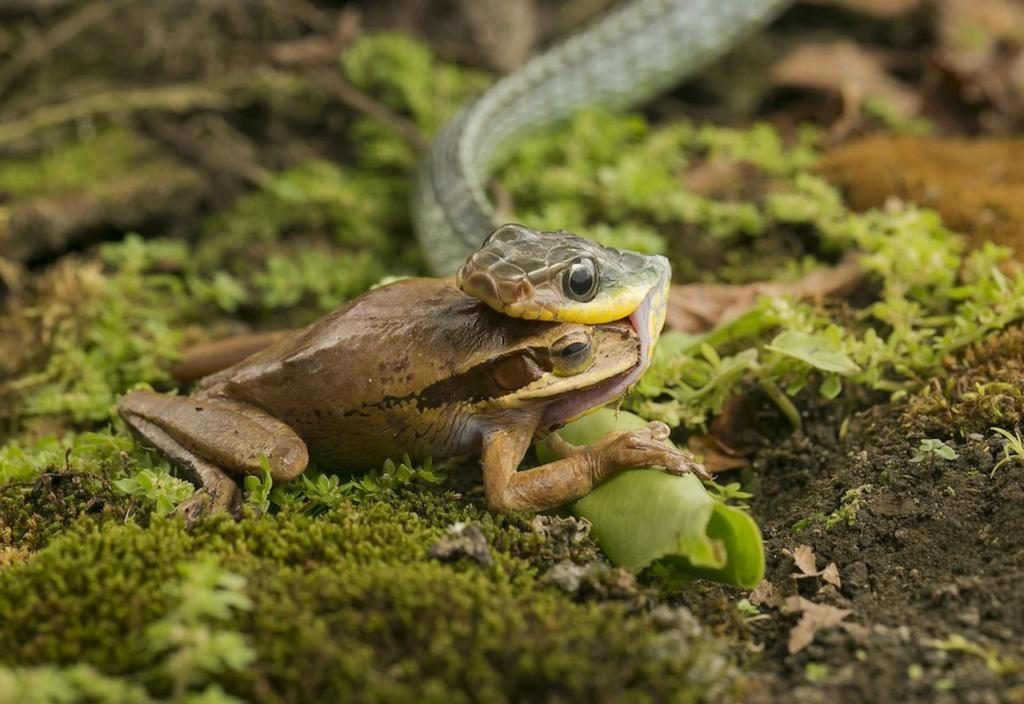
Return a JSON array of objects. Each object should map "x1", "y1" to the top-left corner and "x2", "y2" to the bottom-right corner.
[{"x1": 541, "y1": 284, "x2": 664, "y2": 429}]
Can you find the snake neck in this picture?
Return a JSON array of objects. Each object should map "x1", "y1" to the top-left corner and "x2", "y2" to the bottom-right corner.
[{"x1": 412, "y1": 0, "x2": 792, "y2": 276}]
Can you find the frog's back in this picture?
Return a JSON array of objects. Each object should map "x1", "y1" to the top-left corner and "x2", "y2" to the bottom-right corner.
[{"x1": 194, "y1": 278, "x2": 538, "y2": 468}]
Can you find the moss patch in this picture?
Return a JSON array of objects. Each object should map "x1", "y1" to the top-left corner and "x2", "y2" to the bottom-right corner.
[{"x1": 0, "y1": 494, "x2": 743, "y2": 702}]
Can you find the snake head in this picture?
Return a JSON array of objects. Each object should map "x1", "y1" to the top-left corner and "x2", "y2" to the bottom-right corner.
[{"x1": 457, "y1": 223, "x2": 671, "y2": 362}]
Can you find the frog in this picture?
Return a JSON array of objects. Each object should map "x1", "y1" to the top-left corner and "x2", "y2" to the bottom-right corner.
[{"x1": 119, "y1": 276, "x2": 707, "y2": 521}]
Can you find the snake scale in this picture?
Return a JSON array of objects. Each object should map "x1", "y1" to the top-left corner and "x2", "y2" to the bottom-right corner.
[{"x1": 412, "y1": 0, "x2": 792, "y2": 277}]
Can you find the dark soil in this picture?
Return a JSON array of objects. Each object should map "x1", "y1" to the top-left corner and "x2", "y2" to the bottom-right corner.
[{"x1": 680, "y1": 329, "x2": 1024, "y2": 703}]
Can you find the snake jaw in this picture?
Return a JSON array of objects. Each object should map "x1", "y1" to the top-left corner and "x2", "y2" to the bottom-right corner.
[{"x1": 626, "y1": 261, "x2": 670, "y2": 368}]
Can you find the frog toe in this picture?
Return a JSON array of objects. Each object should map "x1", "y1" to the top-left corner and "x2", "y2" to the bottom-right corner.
[{"x1": 175, "y1": 480, "x2": 243, "y2": 527}]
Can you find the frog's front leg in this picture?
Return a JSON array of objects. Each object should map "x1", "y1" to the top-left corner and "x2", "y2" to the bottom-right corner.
[
  {"x1": 481, "y1": 420, "x2": 707, "y2": 513},
  {"x1": 118, "y1": 390, "x2": 309, "y2": 522}
]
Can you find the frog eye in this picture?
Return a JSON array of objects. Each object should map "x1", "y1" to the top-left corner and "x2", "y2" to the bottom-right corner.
[
  {"x1": 551, "y1": 330, "x2": 595, "y2": 376},
  {"x1": 562, "y1": 258, "x2": 599, "y2": 302}
]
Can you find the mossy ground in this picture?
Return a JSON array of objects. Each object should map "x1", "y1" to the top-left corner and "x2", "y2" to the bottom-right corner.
[
  {"x1": 2, "y1": 5, "x2": 1024, "y2": 703},
  {"x1": 0, "y1": 492, "x2": 743, "y2": 702}
]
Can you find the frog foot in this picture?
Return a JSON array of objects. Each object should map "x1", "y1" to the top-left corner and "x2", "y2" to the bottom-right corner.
[
  {"x1": 551, "y1": 421, "x2": 712, "y2": 482},
  {"x1": 175, "y1": 479, "x2": 243, "y2": 528}
]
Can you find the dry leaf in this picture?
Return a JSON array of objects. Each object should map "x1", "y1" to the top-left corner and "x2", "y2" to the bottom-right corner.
[
  {"x1": 680, "y1": 159, "x2": 753, "y2": 198},
  {"x1": 785, "y1": 595, "x2": 852, "y2": 654},
  {"x1": 790, "y1": 544, "x2": 819, "y2": 577},
  {"x1": 820, "y1": 562, "x2": 842, "y2": 588},
  {"x1": 935, "y1": 0, "x2": 1024, "y2": 126},
  {"x1": 749, "y1": 580, "x2": 782, "y2": 608},
  {"x1": 771, "y1": 40, "x2": 921, "y2": 126},
  {"x1": 785, "y1": 544, "x2": 844, "y2": 590},
  {"x1": 687, "y1": 434, "x2": 750, "y2": 473},
  {"x1": 666, "y1": 258, "x2": 864, "y2": 333}
]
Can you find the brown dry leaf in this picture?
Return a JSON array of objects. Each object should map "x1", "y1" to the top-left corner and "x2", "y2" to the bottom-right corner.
[
  {"x1": 789, "y1": 544, "x2": 819, "y2": 577},
  {"x1": 936, "y1": 0, "x2": 1024, "y2": 126},
  {"x1": 687, "y1": 434, "x2": 750, "y2": 473},
  {"x1": 785, "y1": 595, "x2": 852, "y2": 654},
  {"x1": 938, "y1": 0, "x2": 1024, "y2": 53},
  {"x1": 771, "y1": 40, "x2": 921, "y2": 125},
  {"x1": 784, "y1": 545, "x2": 844, "y2": 589},
  {"x1": 749, "y1": 580, "x2": 783, "y2": 608},
  {"x1": 680, "y1": 159, "x2": 752, "y2": 198},
  {"x1": 820, "y1": 562, "x2": 843, "y2": 588},
  {"x1": 666, "y1": 258, "x2": 864, "y2": 333}
]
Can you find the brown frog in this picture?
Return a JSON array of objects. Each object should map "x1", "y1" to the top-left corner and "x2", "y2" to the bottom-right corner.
[{"x1": 119, "y1": 277, "x2": 705, "y2": 520}]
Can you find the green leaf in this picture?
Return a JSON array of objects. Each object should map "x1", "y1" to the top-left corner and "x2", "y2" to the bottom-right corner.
[
  {"x1": 765, "y1": 330, "x2": 860, "y2": 375},
  {"x1": 819, "y1": 374, "x2": 843, "y2": 400},
  {"x1": 536, "y1": 408, "x2": 764, "y2": 587}
]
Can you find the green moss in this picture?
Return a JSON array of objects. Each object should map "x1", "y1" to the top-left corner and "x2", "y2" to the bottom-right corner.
[
  {"x1": 0, "y1": 429, "x2": 136, "y2": 486},
  {"x1": 629, "y1": 188, "x2": 1024, "y2": 429},
  {"x1": 904, "y1": 327, "x2": 1024, "y2": 436},
  {"x1": 792, "y1": 484, "x2": 874, "y2": 533},
  {"x1": 0, "y1": 129, "x2": 155, "y2": 199},
  {"x1": 497, "y1": 110, "x2": 820, "y2": 259},
  {"x1": 0, "y1": 664, "x2": 153, "y2": 704},
  {"x1": 0, "y1": 470, "x2": 133, "y2": 554},
  {"x1": 6, "y1": 250, "x2": 186, "y2": 424},
  {"x1": 0, "y1": 428, "x2": 183, "y2": 551},
  {"x1": 0, "y1": 498, "x2": 742, "y2": 702},
  {"x1": 342, "y1": 34, "x2": 488, "y2": 135},
  {"x1": 191, "y1": 161, "x2": 401, "y2": 316}
]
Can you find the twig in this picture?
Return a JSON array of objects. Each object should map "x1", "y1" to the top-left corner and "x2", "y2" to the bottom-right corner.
[
  {"x1": 305, "y1": 66, "x2": 426, "y2": 150},
  {"x1": 141, "y1": 114, "x2": 270, "y2": 190},
  {"x1": 0, "y1": 84, "x2": 233, "y2": 146},
  {"x1": 0, "y1": 0, "x2": 129, "y2": 99}
]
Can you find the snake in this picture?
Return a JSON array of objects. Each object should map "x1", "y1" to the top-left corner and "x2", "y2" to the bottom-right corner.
[{"x1": 412, "y1": 0, "x2": 793, "y2": 317}]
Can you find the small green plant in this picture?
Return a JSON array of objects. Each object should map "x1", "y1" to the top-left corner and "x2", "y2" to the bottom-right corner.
[
  {"x1": 707, "y1": 481, "x2": 754, "y2": 509},
  {"x1": 243, "y1": 457, "x2": 274, "y2": 514},
  {"x1": 909, "y1": 438, "x2": 959, "y2": 463},
  {"x1": 804, "y1": 662, "x2": 831, "y2": 683},
  {"x1": 267, "y1": 456, "x2": 448, "y2": 516},
  {"x1": 793, "y1": 484, "x2": 873, "y2": 532},
  {"x1": 735, "y1": 598, "x2": 770, "y2": 623},
  {"x1": 0, "y1": 663, "x2": 153, "y2": 704},
  {"x1": 146, "y1": 559, "x2": 255, "y2": 702},
  {"x1": 114, "y1": 469, "x2": 194, "y2": 515},
  {"x1": 354, "y1": 455, "x2": 446, "y2": 497},
  {"x1": 989, "y1": 426, "x2": 1024, "y2": 477},
  {"x1": 927, "y1": 634, "x2": 1021, "y2": 676}
]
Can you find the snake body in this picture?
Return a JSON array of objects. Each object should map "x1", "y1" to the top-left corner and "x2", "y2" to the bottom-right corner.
[{"x1": 412, "y1": 0, "x2": 792, "y2": 277}]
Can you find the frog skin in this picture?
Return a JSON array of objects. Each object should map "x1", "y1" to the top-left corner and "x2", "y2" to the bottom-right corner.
[
  {"x1": 170, "y1": 225, "x2": 672, "y2": 384},
  {"x1": 119, "y1": 278, "x2": 704, "y2": 520}
]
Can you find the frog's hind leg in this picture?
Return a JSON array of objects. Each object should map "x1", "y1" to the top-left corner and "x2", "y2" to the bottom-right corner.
[{"x1": 118, "y1": 391, "x2": 309, "y2": 523}]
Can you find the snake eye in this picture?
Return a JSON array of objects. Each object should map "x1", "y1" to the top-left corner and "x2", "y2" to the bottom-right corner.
[{"x1": 562, "y1": 258, "x2": 599, "y2": 302}]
